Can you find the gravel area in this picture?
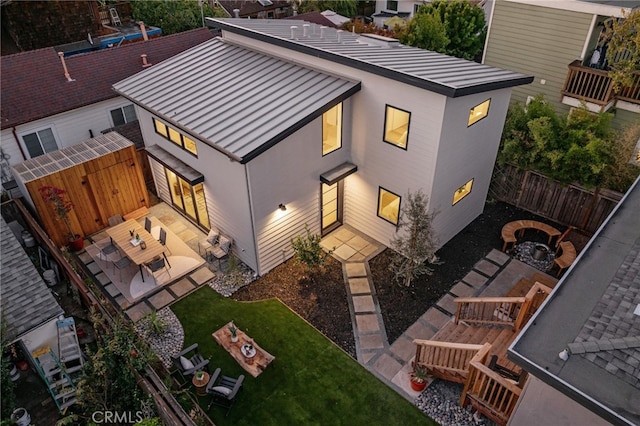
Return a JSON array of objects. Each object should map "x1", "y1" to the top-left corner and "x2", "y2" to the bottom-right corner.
[
  {"x1": 134, "y1": 307, "x2": 184, "y2": 369},
  {"x1": 416, "y1": 380, "x2": 496, "y2": 426}
]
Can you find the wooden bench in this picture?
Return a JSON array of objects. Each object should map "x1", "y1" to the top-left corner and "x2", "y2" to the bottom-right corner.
[
  {"x1": 501, "y1": 220, "x2": 561, "y2": 252},
  {"x1": 123, "y1": 206, "x2": 150, "y2": 221},
  {"x1": 553, "y1": 241, "x2": 576, "y2": 277}
]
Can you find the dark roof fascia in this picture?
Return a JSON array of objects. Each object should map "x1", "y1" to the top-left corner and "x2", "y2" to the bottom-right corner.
[
  {"x1": 208, "y1": 19, "x2": 534, "y2": 97},
  {"x1": 320, "y1": 162, "x2": 358, "y2": 185},
  {"x1": 508, "y1": 350, "x2": 635, "y2": 426},
  {"x1": 112, "y1": 89, "x2": 243, "y2": 163},
  {"x1": 145, "y1": 145, "x2": 204, "y2": 185},
  {"x1": 239, "y1": 82, "x2": 361, "y2": 163}
]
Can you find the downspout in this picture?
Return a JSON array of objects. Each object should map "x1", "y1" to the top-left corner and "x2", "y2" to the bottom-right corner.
[
  {"x1": 11, "y1": 127, "x2": 27, "y2": 161},
  {"x1": 244, "y1": 164, "x2": 261, "y2": 276}
]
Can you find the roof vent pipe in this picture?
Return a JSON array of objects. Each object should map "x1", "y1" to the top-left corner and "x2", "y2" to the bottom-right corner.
[
  {"x1": 138, "y1": 21, "x2": 148, "y2": 41},
  {"x1": 141, "y1": 54, "x2": 152, "y2": 68},
  {"x1": 290, "y1": 25, "x2": 298, "y2": 39},
  {"x1": 57, "y1": 52, "x2": 75, "y2": 82},
  {"x1": 337, "y1": 29, "x2": 343, "y2": 43},
  {"x1": 303, "y1": 24, "x2": 309, "y2": 37},
  {"x1": 320, "y1": 26, "x2": 326, "y2": 39},
  {"x1": 233, "y1": 8, "x2": 240, "y2": 18}
]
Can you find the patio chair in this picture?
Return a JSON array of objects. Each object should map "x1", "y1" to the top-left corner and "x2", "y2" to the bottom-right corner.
[
  {"x1": 144, "y1": 256, "x2": 170, "y2": 284},
  {"x1": 98, "y1": 237, "x2": 118, "y2": 261},
  {"x1": 198, "y1": 228, "x2": 219, "y2": 257},
  {"x1": 108, "y1": 215, "x2": 124, "y2": 226},
  {"x1": 112, "y1": 255, "x2": 131, "y2": 280},
  {"x1": 144, "y1": 217, "x2": 152, "y2": 234},
  {"x1": 210, "y1": 235, "x2": 232, "y2": 267},
  {"x1": 158, "y1": 228, "x2": 172, "y2": 255},
  {"x1": 170, "y1": 343, "x2": 209, "y2": 385},
  {"x1": 205, "y1": 368, "x2": 244, "y2": 415}
]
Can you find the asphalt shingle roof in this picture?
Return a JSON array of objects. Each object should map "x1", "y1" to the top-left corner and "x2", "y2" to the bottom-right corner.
[
  {"x1": 0, "y1": 216, "x2": 63, "y2": 340},
  {"x1": 1, "y1": 28, "x2": 215, "y2": 130}
]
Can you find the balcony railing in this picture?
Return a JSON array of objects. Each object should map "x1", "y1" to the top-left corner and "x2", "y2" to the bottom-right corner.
[{"x1": 562, "y1": 60, "x2": 640, "y2": 108}]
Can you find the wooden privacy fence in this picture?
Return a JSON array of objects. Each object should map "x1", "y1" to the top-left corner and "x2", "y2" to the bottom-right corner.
[{"x1": 490, "y1": 164, "x2": 623, "y2": 234}]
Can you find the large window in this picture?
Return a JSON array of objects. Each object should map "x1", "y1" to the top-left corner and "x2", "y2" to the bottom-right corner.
[
  {"x1": 153, "y1": 118, "x2": 198, "y2": 156},
  {"x1": 22, "y1": 128, "x2": 58, "y2": 158},
  {"x1": 322, "y1": 103, "x2": 342, "y2": 155},
  {"x1": 377, "y1": 187, "x2": 401, "y2": 225},
  {"x1": 165, "y1": 168, "x2": 210, "y2": 229},
  {"x1": 453, "y1": 179, "x2": 474, "y2": 205},
  {"x1": 110, "y1": 104, "x2": 137, "y2": 126},
  {"x1": 468, "y1": 99, "x2": 490, "y2": 127},
  {"x1": 383, "y1": 105, "x2": 410, "y2": 149}
]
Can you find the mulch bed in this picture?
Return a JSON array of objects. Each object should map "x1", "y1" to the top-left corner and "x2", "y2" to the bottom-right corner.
[{"x1": 232, "y1": 201, "x2": 590, "y2": 357}]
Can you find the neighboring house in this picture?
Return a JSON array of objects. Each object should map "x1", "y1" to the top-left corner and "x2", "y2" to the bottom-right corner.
[
  {"x1": 214, "y1": 0, "x2": 292, "y2": 19},
  {"x1": 0, "y1": 215, "x2": 64, "y2": 364},
  {"x1": 508, "y1": 176, "x2": 640, "y2": 426},
  {"x1": 0, "y1": 28, "x2": 216, "y2": 186},
  {"x1": 290, "y1": 10, "x2": 350, "y2": 28},
  {"x1": 114, "y1": 18, "x2": 532, "y2": 277},
  {"x1": 372, "y1": 0, "x2": 489, "y2": 28},
  {"x1": 483, "y1": 0, "x2": 640, "y2": 130}
]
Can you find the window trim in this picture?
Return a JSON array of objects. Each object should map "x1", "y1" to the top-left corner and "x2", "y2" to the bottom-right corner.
[
  {"x1": 377, "y1": 186, "x2": 401, "y2": 226},
  {"x1": 20, "y1": 126, "x2": 59, "y2": 158},
  {"x1": 109, "y1": 104, "x2": 137, "y2": 127},
  {"x1": 467, "y1": 99, "x2": 491, "y2": 127},
  {"x1": 322, "y1": 103, "x2": 343, "y2": 156},
  {"x1": 152, "y1": 117, "x2": 198, "y2": 158},
  {"x1": 452, "y1": 178, "x2": 474, "y2": 205},
  {"x1": 383, "y1": 104, "x2": 411, "y2": 150}
]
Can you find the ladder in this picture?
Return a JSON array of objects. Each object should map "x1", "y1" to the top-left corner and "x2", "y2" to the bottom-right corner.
[
  {"x1": 57, "y1": 317, "x2": 85, "y2": 378},
  {"x1": 32, "y1": 345, "x2": 77, "y2": 412}
]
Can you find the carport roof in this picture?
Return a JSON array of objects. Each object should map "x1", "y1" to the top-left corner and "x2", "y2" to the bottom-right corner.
[{"x1": 113, "y1": 38, "x2": 361, "y2": 164}]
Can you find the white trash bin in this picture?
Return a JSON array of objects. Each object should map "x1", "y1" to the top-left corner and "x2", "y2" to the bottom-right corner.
[{"x1": 43, "y1": 269, "x2": 57, "y2": 287}]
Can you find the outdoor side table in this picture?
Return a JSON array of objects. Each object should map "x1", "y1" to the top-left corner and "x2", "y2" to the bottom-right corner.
[{"x1": 192, "y1": 372, "x2": 210, "y2": 396}]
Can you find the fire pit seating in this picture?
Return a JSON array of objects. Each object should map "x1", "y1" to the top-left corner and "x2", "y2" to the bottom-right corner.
[
  {"x1": 171, "y1": 343, "x2": 210, "y2": 387},
  {"x1": 501, "y1": 220, "x2": 561, "y2": 252},
  {"x1": 553, "y1": 241, "x2": 577, "y2": 277}
]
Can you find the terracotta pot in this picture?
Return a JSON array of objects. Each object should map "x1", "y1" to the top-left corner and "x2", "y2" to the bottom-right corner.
[
  {"x1": 410, "y1": 378, "x2": 427, "y2": 392},
  {"x1": 68, "y1": 234, "x2": 84, "y2": 251}
]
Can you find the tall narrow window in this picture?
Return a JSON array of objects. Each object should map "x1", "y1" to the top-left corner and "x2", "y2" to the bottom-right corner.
[
  {"x1": 468, "y1": 99, "x2": 490, "y2": 126},
  {"x1": 165, "y1": 168, "x2": 210, "y2": 229},
  {"x1": 383, "y1": 105, "x2": 410, "y2": 149},
  {"x1": 322, "y1": 103, "x2": 342, "y2": 155},
  {"x1": 453, "y1": 179, "x2": 474, "y2": 205},
  {"x1": 110, "y1": 104, "x2": 137, "y2": 126},
  {"x1": 377, "y1": 187, "x2": 401, "y2": 225},
  {"x1": 22, "y1": 128, "x2": 58, "y2": 158}
]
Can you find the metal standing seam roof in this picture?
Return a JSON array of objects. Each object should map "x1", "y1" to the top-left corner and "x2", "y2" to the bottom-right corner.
[
  {"x1": 113, "y1": 37, "x2": 361, "y2": 163},
  {"x1": 0, "y1": 216, "x2": 64, "y2": 340},
  {"x1": 206, "y1": 18, "x2": 534, "y2": 97}
]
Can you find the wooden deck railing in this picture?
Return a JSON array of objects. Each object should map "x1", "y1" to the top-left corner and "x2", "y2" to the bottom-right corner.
[
  {"x1": 461, "y1": 356, "x2": 524, "y2": 426},
  {"x1": 455, "y1": 297, "x2": 526, "y2": 328},
  {"x1": 413, "y1": 340, "x2": 487, "y2": 383},
  {"x1": 562, "y1": 60, "x2": 640, "y2": 107}
]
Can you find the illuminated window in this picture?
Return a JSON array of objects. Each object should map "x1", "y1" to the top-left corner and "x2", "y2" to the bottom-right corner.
[
  {"x1": 468, "y1": 99, "x2": 490, "y2": 126},
  {"x1": 452, "y1": 179, "x2": 473, "y2": 205},
  {"x1": 377, "y1": 187, "x2": 401, "y2": 225},
  {"x1": 153, "y1": 118, "x2": 198, "y2": 157},
  {"x1": 322, "y1": 103, "x2": 342, "y2": 155},
  {"x1": 383, "y1": 105, "x2": 410, "y2": 149}
]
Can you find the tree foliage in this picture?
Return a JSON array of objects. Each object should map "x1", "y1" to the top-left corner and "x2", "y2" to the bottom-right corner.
[
  {"x1": 601, "y1": 9, "x2": 640, "y2": 92},
  {"x1": 499, "y1": 95, "x2": 640, "y2": 191},
  {"x1": 389, "y1": 190, "x2": 439, "y2": 287},
  {"x1": 298, "y1": 0, "x2": 358, "y2": 17},
  {"x1": 131, "y1": 0, "x2": 226, "y2": 35},
  {"x1": 397, "y1": 11, "x2": 448, "y2": 53},
  {"x1": 399, "y1": 0, "x2": 486, "y2": 60},
  {"x1": 291, "y1": 224, "x2": 333, "y2": 277}
]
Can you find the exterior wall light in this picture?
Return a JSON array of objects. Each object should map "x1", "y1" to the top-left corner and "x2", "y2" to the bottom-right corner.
[{"x1": 279, "y1": 204, "x2": 287, "y2": 211}]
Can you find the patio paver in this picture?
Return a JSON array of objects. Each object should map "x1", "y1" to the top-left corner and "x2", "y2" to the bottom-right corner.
[
  {"x1": 356, "y1": 314, "x2": 380, "y2": 332},
  {"x1": 189, "y1": 266, "x2": 215, "y2": 285},
  {"x1": 404, "y1": 321, "x2": 436, "y2": 341},
  {"x1": 450, "y1": 282, "x2": 475, "y2": 297},
  {"x1": 474, "y1": 259, "x2": 501, "y2": 277},
  {"x1": 372, "y1": 353, "x2": 403, "y2": 380},
  {"x1": 390, "y1": 335, "x2": 416, "y2": 361},
  {"x1": 486, "y1": 249, "x2": 510, "y2": 265},
  {"x1": 436, "y1": 294, "x2": 457, "y2": 315},
  {"x1": 333, "y1": 228, "x2": 355, "y2": 242},
  {"x1": 170, "y1": 278, "x2": 197, "y2": 297},
  {"x1": 126, "y1": 303, "x2": 152, "y2": 322},
  {"x1": 148, "y1": 290, "x2": 175, "y2": 310},
  {"x1": 461, "y1": 270, "x2": 489, "y2": 288},
  {"x1": 348, "y1": 235, "x2": 371, "y2": 251},
  {"x1": 352, "y1": 295, "x2": 375, "y2": 313},
  {"x1": 420, "y1": 307, "x2": 451, "y2": 329},
  {"x1": 348, "y1": 277, "x2": 371, "y2": 294},
  {"x1": 346, "y1": 262, "x2": 367, "y2": 277},
  {"x1": 359, "y1": 333, "x2": 385, "y2": 350},
  {"x1": 333, "y1": 244, "x2": 357, "y2": 261}
]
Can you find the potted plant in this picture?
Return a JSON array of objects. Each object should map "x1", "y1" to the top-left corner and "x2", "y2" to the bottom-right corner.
[
  {"x1": 228, "y1": 323, "x2": 238, "y2": 342},
  {"x1": 38, "y1": 185, "x2": 84, "y2": 251},
  {"x1": 194, "y1": 370, "x2": 205, "y2": 381},
  {"x1": 410, "y1": 364, "x2": 429, "y2": 391}
]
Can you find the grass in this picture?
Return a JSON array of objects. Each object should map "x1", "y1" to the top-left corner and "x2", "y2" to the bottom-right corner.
[{"x1": 171, "y1": 286, "x2": 434, "y2": 426}]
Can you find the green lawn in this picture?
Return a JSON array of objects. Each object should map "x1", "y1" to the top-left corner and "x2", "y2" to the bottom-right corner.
[{"x1": 171, "y1": 286, "x2": 434, "y2": 425}]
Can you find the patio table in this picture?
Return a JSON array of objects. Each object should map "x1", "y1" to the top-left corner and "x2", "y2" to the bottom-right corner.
[
  {"x1": 212, "y1": 322, "x2": 275, "y2": 377},
  {"x1": 106, "y1": 219, "x2": 170, "y2": 282}
]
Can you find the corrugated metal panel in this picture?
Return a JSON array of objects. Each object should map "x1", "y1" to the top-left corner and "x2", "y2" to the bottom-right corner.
[
  {"x1": 114, "y1": 38, "x2": 361, "y2": 163},
  {"x1": 208, "y1": 18, "x2": 534, "y2": 96}
]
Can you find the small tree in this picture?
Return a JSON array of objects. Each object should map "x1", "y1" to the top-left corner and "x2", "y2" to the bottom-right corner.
[
  {"x1": 601, "y1": 9, "x2": 640, "y2": 92},
  {"x1": 390, "y1": 190, "x2": 439, "y2": 287},
  {"x1": 291, "y1": 224, "x2": 333, "y2": 279},
  {"x1": 397, "y1": 11, "x2": 449, "y2": 53},
  {"x1": 131, "y1": 0, "x2": 226, "y2": 35}
]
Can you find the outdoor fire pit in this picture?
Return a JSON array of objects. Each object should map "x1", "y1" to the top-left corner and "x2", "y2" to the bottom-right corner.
[{"x1": 531, "y1": 243, "x2": 550, "y2": 261}]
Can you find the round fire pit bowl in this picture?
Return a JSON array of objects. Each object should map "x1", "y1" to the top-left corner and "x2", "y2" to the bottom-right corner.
[{"x1": 531, "y1": 243, "x2": 550, "y2": 261}]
